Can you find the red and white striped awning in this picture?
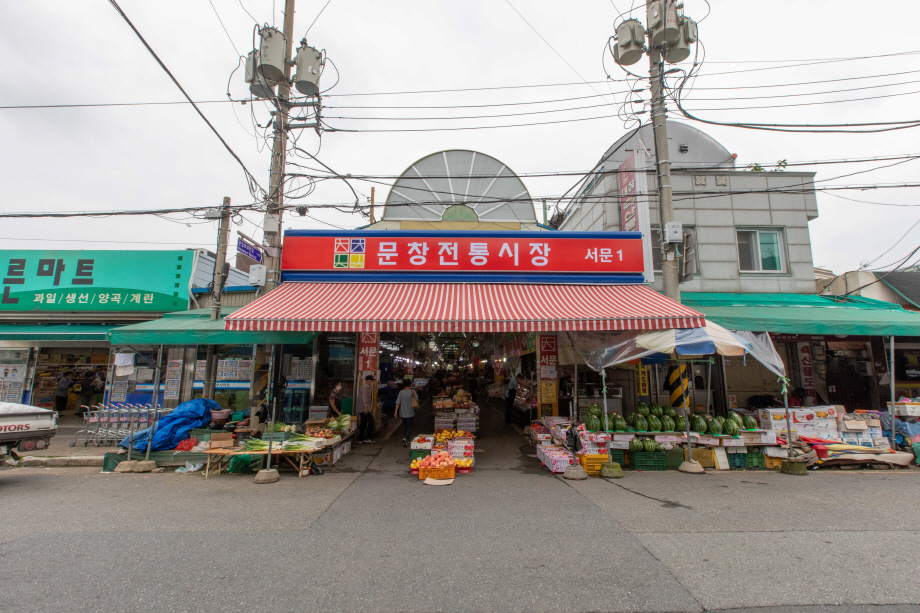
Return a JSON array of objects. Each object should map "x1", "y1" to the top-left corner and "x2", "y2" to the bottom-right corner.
[{"x1": 224, "y1": 283, "x2": 705, "y2": 333}]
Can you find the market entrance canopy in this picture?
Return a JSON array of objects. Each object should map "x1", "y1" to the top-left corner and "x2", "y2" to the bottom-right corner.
[
  {"x1": 108, "y1": 308, "x2": 315, "y2": 345},
  {"x1": 223, "y1": 282, "x2": 706, "y2": 333}
]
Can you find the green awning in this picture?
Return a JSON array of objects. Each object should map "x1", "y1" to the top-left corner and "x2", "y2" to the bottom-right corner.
[
  {"x1": 107, "y1": 308, "x2": 315, "y2": 346},
  {"x1": 0, "y1": 324, "x2": 114, "y2": 342},
  {"x1": 681, "y1": 293, "x2": 920, "y2": 336}
]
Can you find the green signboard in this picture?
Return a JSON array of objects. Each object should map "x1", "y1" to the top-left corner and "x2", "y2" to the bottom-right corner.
[{"x1": 0, "y1": 250, "x2": 192, "y2": 312}]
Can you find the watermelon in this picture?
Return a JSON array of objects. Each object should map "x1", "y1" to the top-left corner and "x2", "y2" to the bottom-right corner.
[
  {"x1": 585, "y1": 414, "x2": 601, "y2": 432},
  {"x1": 600, "y1": 413, "x2": 613, "y2": 431},
  {"x1": 673, "y1": 415, "x2": 687, "y2": 431},
  {"x1": 642, "y1": 439, "x2": 660, "y2": 452},
  {"x1": 729, "y1": 412, "x2": 744, "y2": 427},
  {"x1": 626, "y1": 413, "x2": 636, "y2": 427},
  {"x1": 630, "y1": 438, "x2": 644, "y2": 451},
  {"x1": 742, "y1": 415, "x2": 758, "y2": 430},
  {"x1": 614, "y1": 415, "x2": 627, "y2": 431},
  {"x1": 707, "y1": 419, "x2": 723, "y2": 435},
  {"x1": 589, "y1": 403, "x2": 603, "y2": 417},
  {"x1": 661, "y1": 415, "x2": 675, "y2": 432},
  {"x1": 723, "y1": 419, "x2": 739, "y2": 437},
  {"x1": 647, "y1": 415, "x2": 662, "y2": 432},
  {"x1": 650, "y1": 404, "x2": 663, "y2": 418},
  {"x1": 713, "y1": 416, "x2": 725, "y2": 427},
  {"x1": 635, "y1": 415, "x2": 648, "y2": 431},
  {"x1": 664, "y1": 406, "x2": 677, "y2": 418},
  {"x1": 691, "y1": 415, "x2": 707, "y2": 433},
  {"x1": 636, "y1": 403, "x2": 650, "y2": 417}
]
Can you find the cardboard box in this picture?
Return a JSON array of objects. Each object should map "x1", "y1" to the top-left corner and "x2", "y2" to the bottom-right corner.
[
  {"x1": 411, "y1": 435, "x2": 434, "y2": 450},
  {"x1": 840, "y1": 421, "x2": 868, "y2": 434},
  {"x1": 812, "y1": 406, "x2": 839, "y2": 419},
  {"x1": 209, "y1": 433, "x2": 234, "y2": 449}
]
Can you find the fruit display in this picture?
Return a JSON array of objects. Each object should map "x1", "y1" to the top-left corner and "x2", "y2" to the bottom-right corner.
[
  {"x1": 589, "y1": 403, "x2": 603, "y2": 417},
  {"x1": 742, "y1": 414, "x2": 758, "y2": 430},
  {"x1": 729, "y1": 412, "x2": 744, "y2": 427},
  {"x1": 636, "y1": 403, "x2": 650, "y2": 417},
  {"x1": 691, "y1": 415, "x2": 708, "y2": 433},
  {"x1": 413, "y1": 451, "x2": 458, "y2": 470},
  {"x1": 613, "y1": 415, "x2": 627, "y2": 432},
  {"x1": 664, "y1": 406, "x2": 677, "y2": 418},
  {"x1": 646, "y1": 415, "x2": 662, "y2": 432},
  {"x1": 707, "y1": 418, "x2": 723, "y2": 435},
  {"x1": 673, "y1": 415, "x2": 687, "y2": 431},
  {"x1": 649, "y1": 403, "x2": 663, "y2": 418},
  {"x1": 434, "y1": 430, "x2": 475, "y2": 444},
  {"x1": 629, "y1": 437, "x2": 661, "y2": 452}
]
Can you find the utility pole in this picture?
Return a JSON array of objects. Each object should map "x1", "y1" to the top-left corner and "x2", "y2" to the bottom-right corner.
[
  {"x1": 261, "y1": 0, "x2": 297, "y2": 292},
  {"x1": 648, "y1": 49, "x2": 680, "y2": 303},
  {"x1": 204, "y1": 197, "x2": 231, "y2": 399},
  {"x1": 369, "y1": 187, "x2": 376, "y2": 224},
  {"x1": 611, "y1": 0, "x2": 697, "y2": 304}
]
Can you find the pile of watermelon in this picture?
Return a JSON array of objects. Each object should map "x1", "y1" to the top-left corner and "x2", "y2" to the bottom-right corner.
[{"x1": 629, "y1": 437, "x2": 662, "y2": 452}]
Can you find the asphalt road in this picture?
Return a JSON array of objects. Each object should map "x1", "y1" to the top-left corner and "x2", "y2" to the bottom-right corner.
[{"x1": 2, "y1": 401, "x2": 919, "y2": 613}]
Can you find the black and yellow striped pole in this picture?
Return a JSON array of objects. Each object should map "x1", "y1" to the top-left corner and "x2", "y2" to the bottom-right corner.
[{"x1": 667, "y1": 364, "x2": 689, "y2": 408}]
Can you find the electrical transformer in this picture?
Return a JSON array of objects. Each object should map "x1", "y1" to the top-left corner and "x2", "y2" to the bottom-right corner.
[
  {"x1": 646, "y1": 0, "x2": 680, "y2": 46},
  {"x1": 294, "y1": 42, "x2": 322, "y2": 96},
  {"x1": 665, "y1": 19, "x2": 697, "y2": 63},
  {"x1": 245, "y1": 50, "x2": 275, "y2": 99},
  {"x1": 613, "y1": 19, "x2": 645, "y2": 66},
  {"x1": 258, "y1": 26, "x2": 286, "y2": 82}
]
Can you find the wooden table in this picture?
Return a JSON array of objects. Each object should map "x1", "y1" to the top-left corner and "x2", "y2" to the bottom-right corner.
[{"x1": 202, "y1": 448, "x2": 316, "y2": 478}]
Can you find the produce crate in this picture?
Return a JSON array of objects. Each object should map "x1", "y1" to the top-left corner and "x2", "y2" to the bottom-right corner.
[
  {"x1": 609, "y1": 449, "x2": 630, "y2": 467},
  {"x1": 664, "y1": 447, "x2": 684, "y2": 469},
  {"x1": 684, "y1": 447, "x2": 715, "y2": 468},
  {"x1": 419, "y1": 466, "x2": 455, "y2": 480},
  {"x1": 410, "y1": 449, "x2": 431, "y2": 461},
  {"x1": 631, "y1": 451, "x2": 666, "y2": 471},
  {"x1": 188, "y1": 428, "x2": 223, "y2": 442},
  {"x1": 764, "y1": 456, "x2": 784, "y2": 470},
  {"x1": 231, "y1": 411, "x2": 246, "y2": 422},
  {"x1": 727, "y1": 453, "x2": 747, "y2": 469},
  {"x1": 577, "y1": 453, "x2": 608, "y2": 476},
  {"x1": 261, "y1": 431, "x2": 291, "y2": 443},
  {"x1": 746, "y1": 449, "x2": 765, "y2": 468}
]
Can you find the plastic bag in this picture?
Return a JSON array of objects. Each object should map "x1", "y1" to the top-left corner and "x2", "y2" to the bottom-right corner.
[
  {"x1": 565, "y1": 426, "x2": 582, "y2": 454},
  {"x1": 309, "y1": 461, "x2": 324, "y2": 475},
  {"x1": 174, "y1": 462, "x2": 203, "y2": 474},
  {"x1": 227, "y1": 454, "x2": 254, "y2": 474}
]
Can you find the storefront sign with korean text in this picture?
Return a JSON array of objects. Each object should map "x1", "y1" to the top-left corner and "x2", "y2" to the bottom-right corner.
[
  {"x1": 357, "y1": 332, "x2": 379, "y2": 372},
  {"x1": 281, "y1": 230, "x2": 644, "y2": 275},
  {"x1": 0, "y1": 250, "x2": 192, "y2": 312},
  {"x1": 619, "y1": 152, "x2": 638, "y2": 232},
  {"x1": 797, "y1": 342, "x2": 816, "y2": 399}
]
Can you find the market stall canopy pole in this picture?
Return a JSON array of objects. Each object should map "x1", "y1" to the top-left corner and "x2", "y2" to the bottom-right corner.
[{"x1": 223, "y1": 283, "x2": 706, "y2": 333}]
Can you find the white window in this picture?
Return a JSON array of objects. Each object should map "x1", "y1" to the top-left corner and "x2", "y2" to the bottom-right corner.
[{"x1": 737, "y1": 229, "x2": 784, "y2": 272}]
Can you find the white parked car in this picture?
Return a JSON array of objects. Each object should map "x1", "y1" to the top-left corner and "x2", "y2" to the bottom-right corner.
[{"x1": 0, "y1": 402, "x2": 58, "y2": 459}]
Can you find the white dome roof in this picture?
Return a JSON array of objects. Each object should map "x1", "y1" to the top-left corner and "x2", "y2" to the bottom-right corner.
[{"x1": 596, "y1": 121, "x2": 734, "y2": 170}]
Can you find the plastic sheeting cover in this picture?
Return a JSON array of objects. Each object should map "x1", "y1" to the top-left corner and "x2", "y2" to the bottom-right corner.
[
  {"x1": 568, "y1": 322, "x2": 784, "y2": 377},
  {"x1": 119, "y1": 398, "x2": 218, "y2": 452},
  {"x1": 0, "y1": 402, "x2": 53, "y2": 415}
]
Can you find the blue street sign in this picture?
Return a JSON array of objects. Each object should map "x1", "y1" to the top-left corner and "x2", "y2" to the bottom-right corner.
[{"x1": 237, "y1": 238, "x2": 262, "y2": 263}]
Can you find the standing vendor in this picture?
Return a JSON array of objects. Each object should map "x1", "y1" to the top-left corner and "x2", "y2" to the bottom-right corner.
[
  {"x1": 328, "y1": 380, "x2": 344, "y2": 417},
  {"x1": 356, "y1": 375, "x2": 376, "y2": 444},
  {"x1": 55, "y1": 371, "x2": 75, "y2": 414}
]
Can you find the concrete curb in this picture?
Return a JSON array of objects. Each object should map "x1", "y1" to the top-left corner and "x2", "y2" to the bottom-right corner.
[{"x1": 18, "y1": 455, "x2": 105, "y2": 468}]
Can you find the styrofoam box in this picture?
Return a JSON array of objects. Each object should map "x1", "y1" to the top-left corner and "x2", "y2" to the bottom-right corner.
[{"x1": 888, "y1": 402, "x2": 920, "y2": 416}]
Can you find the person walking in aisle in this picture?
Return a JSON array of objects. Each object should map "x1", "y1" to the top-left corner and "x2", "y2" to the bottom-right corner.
[
  {"x1": 394, "y1": 378, "x2": 418, "y2": 447},
  {"x1": 505, "y1": 372, "x2": 521, "y2": 422},
  {"x1": 54, "y1": 371, "x2": 75, "y2": 414},
  {"x1": 356, "y1": 375, "x2": 376, "y2": 444}
]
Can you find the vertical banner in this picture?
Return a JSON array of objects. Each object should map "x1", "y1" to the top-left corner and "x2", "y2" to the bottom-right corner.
[
  {"x1": 635, "y1": 364, "x2": 649, "y2": 397},
  {"x1": 538, "y1": 334, "x2": 559, "y2": 418},
  {"x1": 796, "y1": 342, "x2": 816, "y2": 400},
  {"x1": 358, "y1": 332, "x2": 379, "y2": 423},
  {"x1": 357, "y1": 332, "x2": 379, "y2": 372},
  {"x1": 619, "y1": 153, "x2": 638, "y2": 232}
]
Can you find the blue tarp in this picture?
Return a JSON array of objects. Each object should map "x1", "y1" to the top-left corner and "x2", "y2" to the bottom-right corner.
[{"x1": 119, "y1": 398, "x2": 218, "y2": 452}]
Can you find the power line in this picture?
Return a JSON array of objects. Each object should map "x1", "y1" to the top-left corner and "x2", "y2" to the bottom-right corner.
[
  {"x1": 306, "y1": 0, "x2": 333, "y2": 36},
  {"x1": 106, "y1": 0, "x2": 264, "y2": 197},
  {"x1": 207, "y1": 0, "x2": 242, "y2": 57}
]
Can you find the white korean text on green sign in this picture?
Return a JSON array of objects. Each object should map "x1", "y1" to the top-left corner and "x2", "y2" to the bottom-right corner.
[{"x1": 0, "y1": 250, "x2": 192, "y2": 312}]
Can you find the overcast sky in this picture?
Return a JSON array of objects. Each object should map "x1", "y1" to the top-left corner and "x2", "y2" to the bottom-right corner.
[{"x1": 1, "y1": 0, "x2": 918, "y2": 276}]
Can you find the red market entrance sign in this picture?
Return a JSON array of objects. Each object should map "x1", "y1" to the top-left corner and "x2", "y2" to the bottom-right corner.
[{"x1": 281, "y1": 230, "x2": 644, "y2": 275}]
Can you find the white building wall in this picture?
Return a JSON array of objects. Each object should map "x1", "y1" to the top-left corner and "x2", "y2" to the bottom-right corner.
[{"x1": 558, "y1": 169, "x2": 818, "y2": 294}]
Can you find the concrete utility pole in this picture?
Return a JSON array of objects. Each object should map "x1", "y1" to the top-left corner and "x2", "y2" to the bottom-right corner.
[
  {"x1": 648, "y1": 48, "x2": 680, "y2": 303},
  {"x1": 261, "y1": 0, "x2": 297, "y2": 292},
  {"x1": 203, "y1": 196, "x2": 231, "y2": 399}
]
